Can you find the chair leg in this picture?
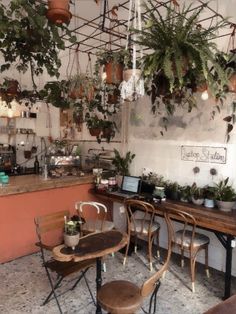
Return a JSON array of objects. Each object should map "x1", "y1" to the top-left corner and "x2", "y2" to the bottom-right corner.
[
  {"x1": 190, "y1": 255, "x2": 197, "y2": 293},
  {"x1": 156, "y1": 230, "x2": 160, "y2": 259},
  {"x1": 82, "y1": 271, "x2": 96, "y2": 306},
  {"x1": 123, "y1": 240, "x2": 130, "y2": 266},
  {"x1": 134, "y1": 236, "x2": 138, "y2": 254},
  {"x1": 70, "y1": 268, "x2": 89, "y2": 290},
  {"x1": 205, "y1": 246, "x2": 210, "y2": 278},
  {"x1": 181, "y1": 249, "x2": 185, "y2": 268},
  {"x1": 148, "y1": 236, "x2": 153, "y2": 272},
  {"x1": 43, "y1": 267, "x2": 63, "y2": 314}
]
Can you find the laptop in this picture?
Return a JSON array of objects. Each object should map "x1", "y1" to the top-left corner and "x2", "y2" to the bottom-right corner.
[{"x1": 109, "y1": 175, "x2": 140, "y2": 197}]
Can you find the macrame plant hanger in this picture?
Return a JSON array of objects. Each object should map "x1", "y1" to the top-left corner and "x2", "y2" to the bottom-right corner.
[{"x1": 120, "y1": 0, "x2": 144, "y2": 102}]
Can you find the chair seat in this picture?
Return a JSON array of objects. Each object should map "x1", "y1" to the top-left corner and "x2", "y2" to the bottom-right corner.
[
  {"x1": 130, "y1": 219, "x2": 160, "y2": 234},
  {"x1": 175, "y1": 230, "x2": 210, "y2": 248},
  {"x1": 83, "y1": 220, "x2": 115, "y2": 233},
  {"x1": 97, "y1": 280, "x2": 142, "y2": 314}
]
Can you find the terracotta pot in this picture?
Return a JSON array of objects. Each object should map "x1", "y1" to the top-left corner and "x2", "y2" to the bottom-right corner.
[
  {"x1": 89, "y1": 128, "x2": 102, "y2": 137},
  {"x1": 64, "y1": 233, "x2": 80, "y2": 250},
  {"x1": 123, "y1": 69, "x2": 142, "y2": 82},
  {"x1": 105, "y1": 62, "x2": 123, "y2": 84},
  {"x1": 24, "y1": 150, "x2": 32, "y2": 159},
  {"x1": 69, "y1": 86, "x2": 84, "y2": 100},
  {"x1": 228, "y1": 73, "x2": 236, "y2": 93},
  {"x1": 47, "y1": 0, "x2": 72, "y2": 24}
]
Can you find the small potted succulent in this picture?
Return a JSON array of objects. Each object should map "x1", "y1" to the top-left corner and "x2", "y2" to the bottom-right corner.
[
  {"x1": 215, "y1": 177, "x2": 236, "y2": 212},
  {"x1": 179, "y1": 185, "x2": 191, "y2": 203},
  {"x1": 190, "y1": 183, "x2": 204, "y2": 205},
  {"x1": 64, "y1": 216, "x2": 81, "y2": 250}
]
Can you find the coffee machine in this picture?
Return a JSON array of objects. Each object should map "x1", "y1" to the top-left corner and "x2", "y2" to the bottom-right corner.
[{"x1": 0, "y1": 144, "x2": 16, "y2": 174}]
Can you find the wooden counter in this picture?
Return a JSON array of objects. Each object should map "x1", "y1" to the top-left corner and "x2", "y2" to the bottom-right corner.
[{"x1": 0, "y1": 174, "x2": 94, "y2": 196}]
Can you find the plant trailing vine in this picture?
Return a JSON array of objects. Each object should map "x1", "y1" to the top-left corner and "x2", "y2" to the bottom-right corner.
[{"x1": 134, "y1": 0, "x2": 229, "y2": 128}]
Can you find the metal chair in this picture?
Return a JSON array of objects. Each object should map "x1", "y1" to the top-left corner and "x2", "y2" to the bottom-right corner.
[
  {"x1": 123, "y1": 199, "x2": 160, "y2": 271},
  {"x1": 170, "y1": 208, "x2": 210, "y2": 292},
  {"x1": 34, "y1": 210, "x2": 96, "y2": 314},
  {"x1": 97, "y1": 208, "x2": 173, "y2": 314},
  {"x1": 75, "y1": 201, "x2": 115, "y2": 234}
]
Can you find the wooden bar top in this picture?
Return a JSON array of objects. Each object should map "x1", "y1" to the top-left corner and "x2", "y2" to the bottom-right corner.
[
  {"x1": 0, "y1": 174, "x2": 94, "y2": 196},
  {"x1": 94, "y1": 189, "x2": 236, "y2": 237}
]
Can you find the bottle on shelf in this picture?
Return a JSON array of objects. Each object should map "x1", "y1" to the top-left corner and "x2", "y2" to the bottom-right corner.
[{"x1": 34, "y1": 156, "x2": 40, "y2": 174}]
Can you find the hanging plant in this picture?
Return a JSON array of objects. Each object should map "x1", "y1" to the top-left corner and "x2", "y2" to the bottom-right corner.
[
  {"x1": 0, "y1": 0, "x2": 76, "y2": 86},
  {"x1": 134, "y1": 0, "x2": 229, "y2": 119},
  {"x1": 46, "y1": 0, "x2": 72, "y2": 25}
]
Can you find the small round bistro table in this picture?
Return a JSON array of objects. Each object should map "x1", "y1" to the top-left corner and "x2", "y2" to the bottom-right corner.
[{"x1": 53, "y1": 230, "x2": 128, "y2": 314}]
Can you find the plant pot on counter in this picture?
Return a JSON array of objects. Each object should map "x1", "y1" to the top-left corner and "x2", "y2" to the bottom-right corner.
[
  {"x1": 204, "y1": 198, "x2": 215, "y2": 208},
  {"x1": 216, "y1": 200, "x2": 235, "y2": 212},
  {"x1": 191, "y1": 197, "x2": 204, "y2": 206}
]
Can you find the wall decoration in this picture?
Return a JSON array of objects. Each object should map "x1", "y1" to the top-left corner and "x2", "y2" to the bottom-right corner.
[{"x1": 181, "y1": 146, "x2": 227, "y2": 164}]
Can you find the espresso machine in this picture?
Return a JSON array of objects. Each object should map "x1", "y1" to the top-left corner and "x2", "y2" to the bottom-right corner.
[{"x1": 0, "y1": 144, "x2": 16, "y2": 174}]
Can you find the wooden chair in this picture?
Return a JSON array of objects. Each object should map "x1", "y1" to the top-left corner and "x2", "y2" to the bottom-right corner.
[
  {"x1": 75, "y1": 201, "x2": 115, "y2": 234},
  {"x1": 76, "y1": 201, "x2": 115, "y2": 272},
  {"x1": 97, "y1": 208, "x2": 173, "y2": 314},
  {"x1": 170, "y1": 208, "x2": 210, "y2": 292},
  {"x1": 34, "y1": 210, "x2": 96, "y2": 314},
  {"x1": 123, "y1": 199, "x2": 160, "y2": 271}
]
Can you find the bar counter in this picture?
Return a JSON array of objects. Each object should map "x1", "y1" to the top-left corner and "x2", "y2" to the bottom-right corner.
[
  {"x1": 0, "y1": 174, "x2": 94, "y2": 196},
  {"x1": 0, "y1": 174, "x2": 103, "y2": 263}
]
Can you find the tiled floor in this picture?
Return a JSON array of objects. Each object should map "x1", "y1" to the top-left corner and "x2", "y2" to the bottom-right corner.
[{"x1": 0, "y1": 249, "x2": 235, "y2": 314}]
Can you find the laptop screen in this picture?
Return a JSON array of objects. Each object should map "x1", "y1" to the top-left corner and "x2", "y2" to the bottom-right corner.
[{"x1": 121, "y1": 176, "x2": 140, "y2": 193}]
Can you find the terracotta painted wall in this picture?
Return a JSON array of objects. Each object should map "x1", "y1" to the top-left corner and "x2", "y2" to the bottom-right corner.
[{"x1": 0, "y1": 184, "x2": 112, "y2": 263}]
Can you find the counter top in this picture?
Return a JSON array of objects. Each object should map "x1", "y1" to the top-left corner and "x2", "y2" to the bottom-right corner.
[{"x1": 0, "y1": 174, "x2": 94, "y2": 196}]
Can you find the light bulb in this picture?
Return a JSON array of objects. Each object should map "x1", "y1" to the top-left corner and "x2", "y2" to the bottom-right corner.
[{"x1": 201, "y1": 90, "x2": 209, "y2": 101}]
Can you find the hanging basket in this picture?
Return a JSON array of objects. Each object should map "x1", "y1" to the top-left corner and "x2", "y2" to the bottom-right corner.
[
  {"x1": 105, "y1": 62, "x2": 123, "y2": 84},
  {"x1": 89, "y1": 128, "x2": 102, "y2": 137},
  {"x1": 47, "y1": 0, "x2": 72, "y2": 24},
  {"x1": 5, "y1": 80, "x2": 20, "y2": 96},
  {"x1": 123, "y1": 69, "x2": 141, "y2": 82}
]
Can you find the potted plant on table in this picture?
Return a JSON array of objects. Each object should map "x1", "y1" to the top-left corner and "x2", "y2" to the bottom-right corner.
[
  {"x1": 215, "y1": 177, "x2": 236, "y2": 212},
  {"x1": 112, "y1": 149, "x2": 135, "y2": 187},
  {"x1": 179, "y1": 185, "x2": 191, "y2": 203},
  {"x1": 190, "y1": 183, "x2": 204, "y2": 205},
  {"x1": 64, "y1": 217, "x2": 81, "y2": 250},
  {"x1": 203, "y1": 186, "x2": 216, "y2": 208},
  {"x1": 165, "y1": 181, "x2": 180, "y2": 201}
]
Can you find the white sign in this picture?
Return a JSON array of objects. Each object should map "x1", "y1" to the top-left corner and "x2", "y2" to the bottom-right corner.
[{"x1": 181, "y1": 146, "x2": 227, "y2": 164}]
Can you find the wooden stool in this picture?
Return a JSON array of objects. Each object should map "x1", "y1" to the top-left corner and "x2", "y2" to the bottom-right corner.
[{"x1": 204, "y1": 295, "x2": 236, "y2": 314}]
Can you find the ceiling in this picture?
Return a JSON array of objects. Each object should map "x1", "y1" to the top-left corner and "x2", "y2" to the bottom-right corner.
[{"x1": 64, "y1": 0, "x2": 235, "y2": 56}]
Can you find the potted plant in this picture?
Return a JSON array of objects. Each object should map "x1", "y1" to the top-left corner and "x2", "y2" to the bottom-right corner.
[
  {"x1": 112, "y1": 149, "x2": 135, "y2": 176},
  {"x1": 215, "y1": 177, "x2": 236, "y2": 212},
  {"x1": 134, "y1": 1, "x2": 228, "y2": 119},
  {"x1": 69, "y1": 74, "x2": 95, "y2": 102},
  {"x1": 95, "y1": 49, "x2": 127, "y2": 85},
  {"x1": 203, "y1": 186, "x2": 216, "y2": 208},
  {"x1": 46, "y1": 0, "x2": 72, "y2": 25},
  {"x1": 101, "y1": 120, "x2": 116, "y2": 143},
  {"x1": 179, "y1": 185, "x2": 191, "y2": 203},
  {"x1": 165, "y1": 181, "x2": 180, "y2": 201},
  {"x1": 85, "y1": 115, "x2": 103, "y2": 137},
  {"x1": 0, "y1": 0, "x2": 76, "y2": 87},
  {"x1": 190, "y1": 183, "x2": 204, "y2": 205},
  {"x1": 64, "y1": 218, "x2": 81, "y2": 250}
]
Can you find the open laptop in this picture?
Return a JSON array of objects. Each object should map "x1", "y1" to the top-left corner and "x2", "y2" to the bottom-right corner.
[{"x1": 108, "y1": 175, "x2": 140, "y2": 197}]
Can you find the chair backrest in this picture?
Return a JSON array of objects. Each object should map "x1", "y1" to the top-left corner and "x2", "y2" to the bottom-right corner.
[
  {"x1": 34, "y1": 210, "x2": 70, "y2": 249},
  {"x1": 170, "y1": 208, "x2": 197, "y2": 251},
  {"x1": 140, "y1": 207, "x2": 173, "y2": 297},
  {"x1": 124, "y1": 199, "x2": 155, "y2": 235},
  {"x1": 75, "y1": 201, "x2": 107, "y2": 232}
]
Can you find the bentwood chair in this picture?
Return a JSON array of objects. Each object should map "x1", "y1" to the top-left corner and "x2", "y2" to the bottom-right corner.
[
  {"x1": 76, "y1": 201, "x2": 115, "y2": 272},
  {"x1": 34, "y1": 210, "x2": 96, "y2": 314},
  {"x1": 75, "y1": 201, "x2": 115, "y2": 234},
  {"x1": 123, "y1": 199, "x2": 160, "y2": 271},
  {"x1": 170, "y1": 208, "x2": 210, "y2": 292},
  {"x1": 97, "y1": 208, "x2": 173, "y2": 314}
]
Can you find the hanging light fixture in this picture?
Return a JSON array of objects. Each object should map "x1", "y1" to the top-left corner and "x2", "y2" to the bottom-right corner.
[{"x1": 120, "y1": 0, "x2": 145, "y2": 102}]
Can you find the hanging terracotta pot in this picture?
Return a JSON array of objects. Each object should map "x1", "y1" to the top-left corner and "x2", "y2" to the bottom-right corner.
[
  {"x1": 107, "y1": 88, "x2": 120, "y2": 104},
  {"x1": 229, "y1": 73, "x2": 236, "y2": 93},
  {"x1": 123, "y1": 69, "x2": 141, "y2": 82},
  {"x1": 5, "y1": 80, "x2": 20, "y2": 96},
  {"x1": 105, "y1": 62, "x2": 123, "y2": 85},
  {"x1": 89, "y1": 128, "x2": 102, "y2": 137},
  {"x1": 47, "y1": 0, "x2": 72, "y2": 24}
]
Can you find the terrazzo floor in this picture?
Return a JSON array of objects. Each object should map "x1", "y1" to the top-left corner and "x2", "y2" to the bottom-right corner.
[{"x1": 1, "y1": 249, "x2": 236, "y2": 314}]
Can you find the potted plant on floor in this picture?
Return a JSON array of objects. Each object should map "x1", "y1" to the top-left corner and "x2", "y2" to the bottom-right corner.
[
  {"x1": 215, "y1": 177, "x2": 236, "y2": 212},
  {"x1": 134, "y1": 0, "x2": 228, "y2": 119},
  {"x1": 64, "y1": 218, "x2": 81, "y2": 250}
]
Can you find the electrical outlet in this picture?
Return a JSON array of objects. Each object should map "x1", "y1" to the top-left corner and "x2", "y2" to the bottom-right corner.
[{"x1": 231, "y1": 239, "x2": 236, "y2": 248}]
